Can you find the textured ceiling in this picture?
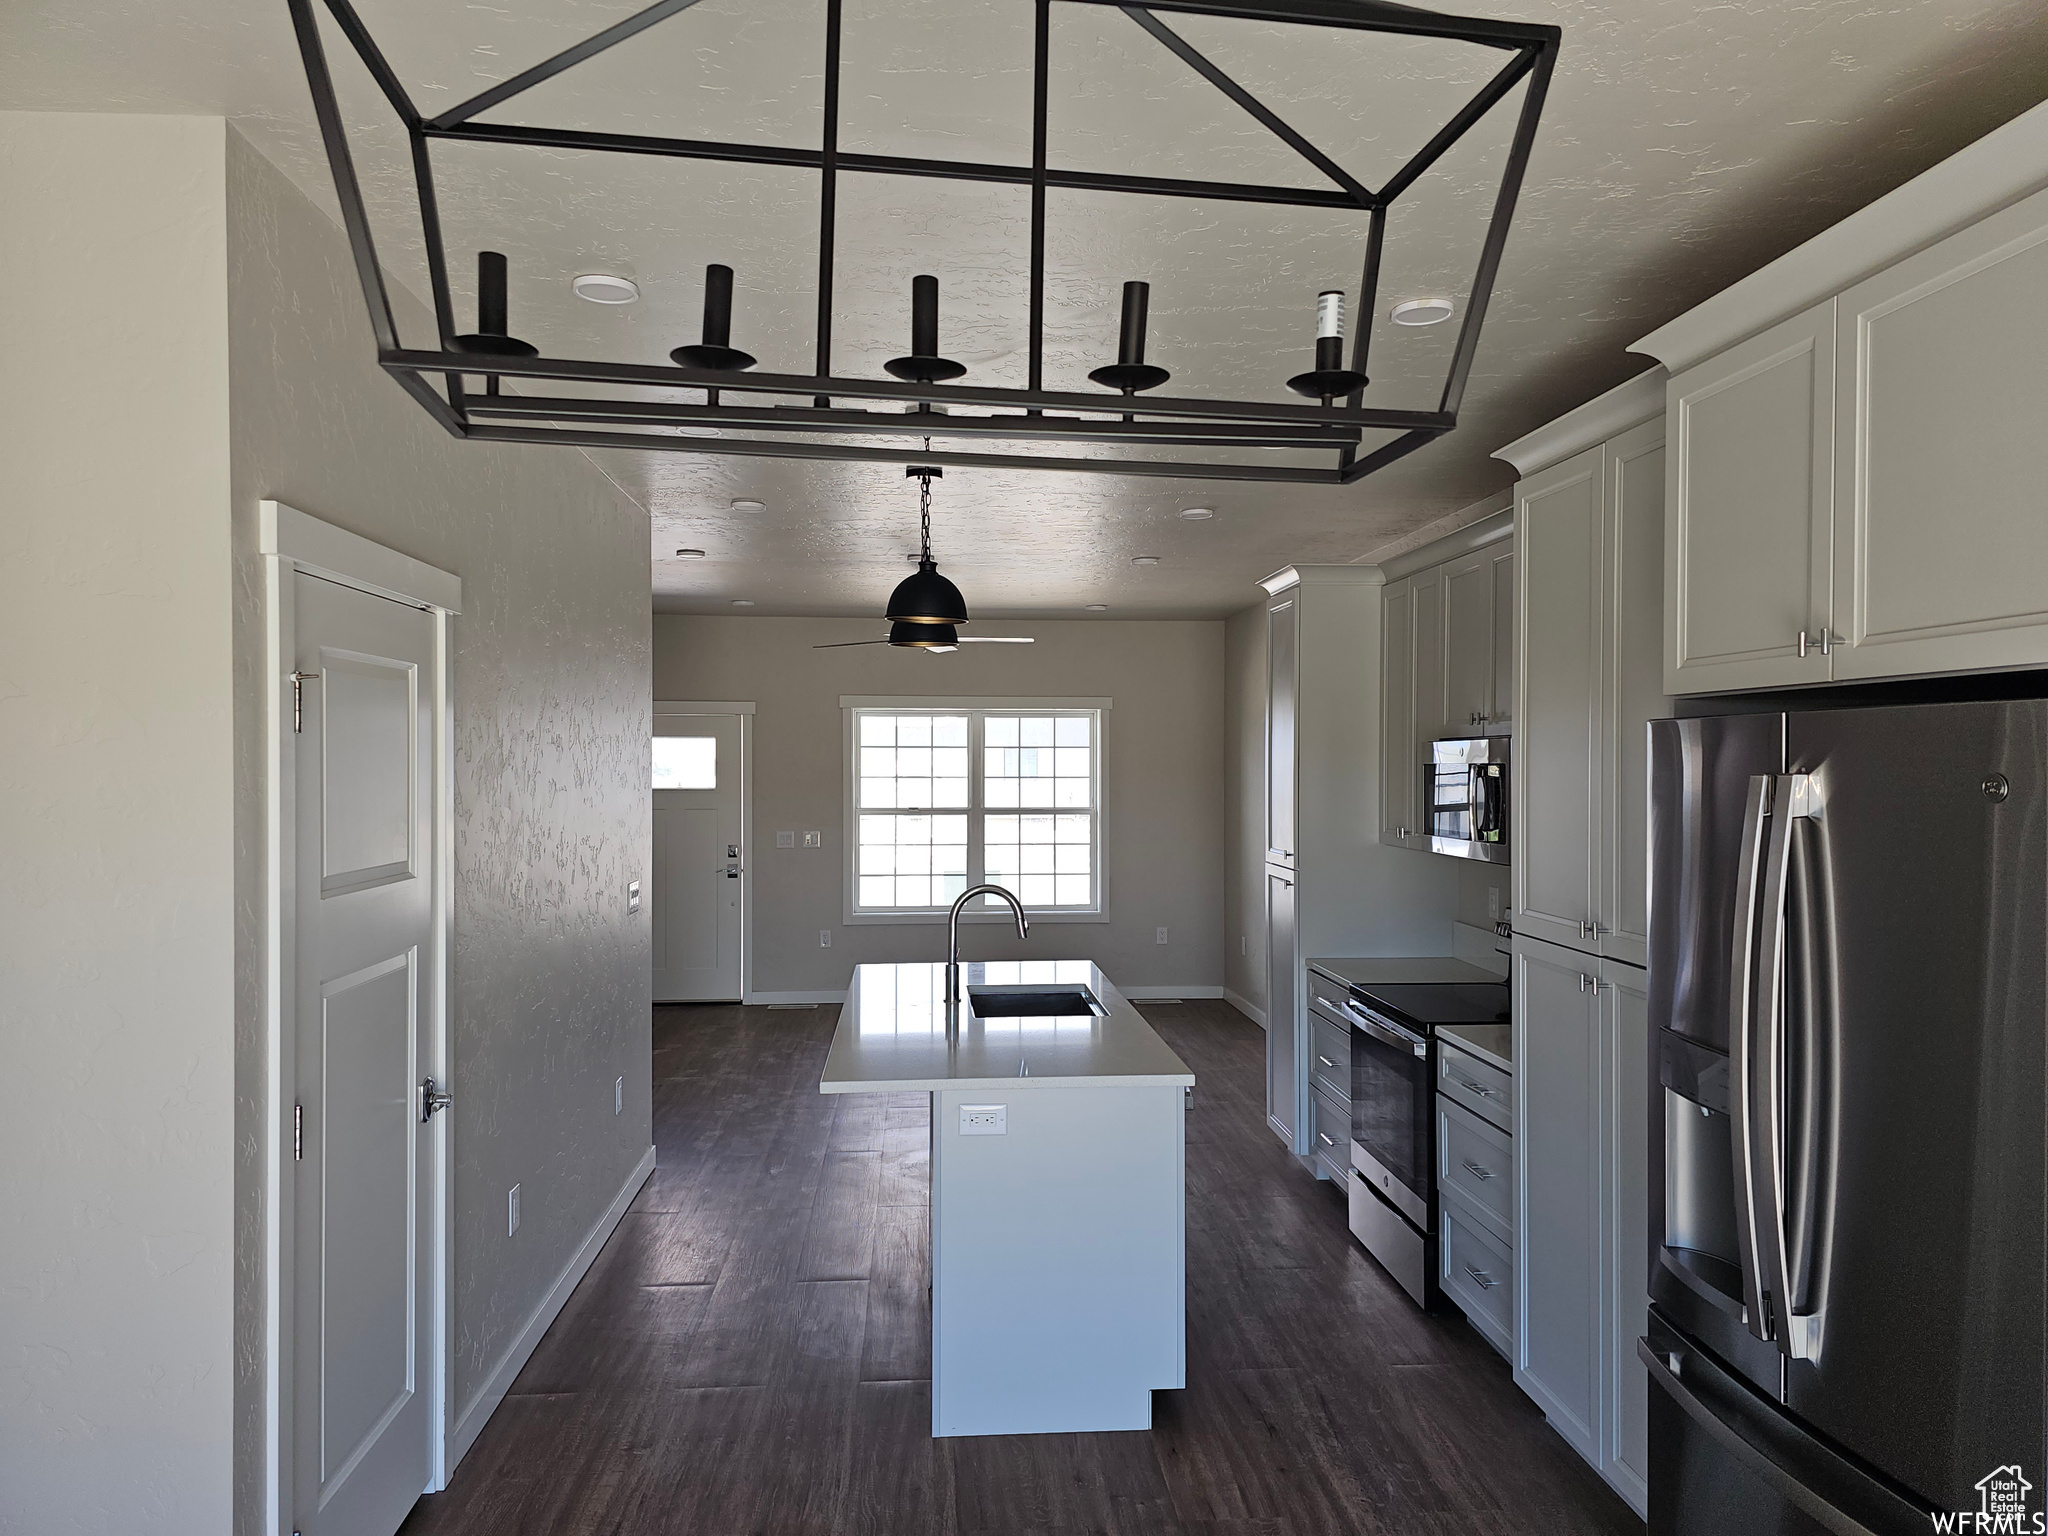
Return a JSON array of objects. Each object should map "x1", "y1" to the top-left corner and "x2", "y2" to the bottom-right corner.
[{"x1": 8, "y1": 0, "x2": 2047, "y2": 618}]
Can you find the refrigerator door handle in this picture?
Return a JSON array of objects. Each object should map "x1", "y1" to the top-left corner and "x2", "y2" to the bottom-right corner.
[
  {"x1": 1756, "y1": 773, "x2": 1827, "y2": 1361},
  {"x1": 1638, "y1": 1337, "x2": 1911, "y2": 1536},
  {"x1": 1729, "y1": 773, "x2": 1776, "y2": 1343}
]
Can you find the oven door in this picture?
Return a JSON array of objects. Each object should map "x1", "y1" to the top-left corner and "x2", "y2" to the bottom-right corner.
[{"x1": 1346, "y1": 1001, "x2": 1432, "y2": 1229}]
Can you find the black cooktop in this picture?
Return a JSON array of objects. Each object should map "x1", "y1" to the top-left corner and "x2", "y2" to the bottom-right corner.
[{"x1": 1350, "y1": 980, "x2": 1509, "y2": 1032}]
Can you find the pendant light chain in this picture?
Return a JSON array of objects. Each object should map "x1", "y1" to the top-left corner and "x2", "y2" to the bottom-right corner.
[{"x1": 919, "y1": 436, "x2": 933, "y2": 564}]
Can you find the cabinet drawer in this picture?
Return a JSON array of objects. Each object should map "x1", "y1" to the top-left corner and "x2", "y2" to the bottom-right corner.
[
  {"x1": 1438, "y1": 1040, "x2": 1513, "y2": 1132},
  {"x1": 1306, "y1": 966, "x2": 1350, "y2": 1019},
  {"x1": 1310, "y1": 1086, "x2": 1350, "y2": 1181},
  {"x1": 1437, "y1": 1096, "x2": 1513, "y2": 1244},
  {"x1": 1309, "y1": 1015, "x2": 1351, "y2": 1103},
  {"x1": 1441, "y1": 1199, "x2": 1514, "y2": 1355}
]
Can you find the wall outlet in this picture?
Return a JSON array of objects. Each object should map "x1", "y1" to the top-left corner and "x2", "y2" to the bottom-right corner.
[
  {"x1": 1156, "y1": 926, "x2": 1169, "y2": 945},
  {"x1": 507, "y1": 1184, "x2": 521, "y2": 1236},
  {"x1": 614, "y1": 1076, "x2": 623, "y2": 1115},
  {"x1": 1488, "y1": 886, "x2": 1502, "y2": 921},
  {"x1": 959, "y1": 1103, "x2": 1006, "y2": 1136},
  {"x1": 803, "y1": 830, "x2": 823, "y2": 848},
  {"x1": 819, "y1": 929, "x2": 832, "y2": 948},
  {"x1": 776, "y1": 830, "x2": 795, "y2": 848},
  {"x1": 627, "y1": 880, "x2": 641, "y2": 915}
]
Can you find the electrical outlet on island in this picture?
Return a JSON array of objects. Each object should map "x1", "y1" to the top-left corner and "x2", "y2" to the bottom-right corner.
[{"x1": 1156, "y1": 926, "x2": 1169, "y2": 945}]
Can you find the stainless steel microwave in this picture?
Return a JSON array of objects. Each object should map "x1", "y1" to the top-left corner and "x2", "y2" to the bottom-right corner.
[{"x1": 1425, "y1": 735, "x2": 1509, "y2": 864}]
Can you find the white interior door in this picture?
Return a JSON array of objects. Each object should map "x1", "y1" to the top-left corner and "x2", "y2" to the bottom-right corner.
[
  {"x1": 292, "y1": 571, "x2": 437, "y2": 1536},
  {"x1": 653, "y1": 712, "x2": 745, "y2": 1001}
]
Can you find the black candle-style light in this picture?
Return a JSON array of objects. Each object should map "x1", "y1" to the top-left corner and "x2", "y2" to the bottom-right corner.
[
  {"x1": 670, "y1": 263, "x2": 757, "y2": 371},
  {"x1": 452, "y1": 251, "x2": 539, "y2": 358},
  {"x1": 1089, "y1": 280, "x2": 1172, "y2": 394},
  {"x1": 1285, "y1": 289, "x2": 1368, "y2": 403},
  {"x1": 884, "y1": 275, "x2": 967, "y2": 384}
]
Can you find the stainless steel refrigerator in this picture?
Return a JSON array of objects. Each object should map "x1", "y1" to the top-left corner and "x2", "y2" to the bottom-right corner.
[{"x1": 1646, "y1": 700, "x2": 2044, "y2": 1533}]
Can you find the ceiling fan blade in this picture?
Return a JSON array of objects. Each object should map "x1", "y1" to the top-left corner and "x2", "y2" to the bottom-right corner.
[
  {"x1": 811, "y1": 638, "x2": 892, "y2": 648},
  {"x1": 956, "y1": 636, "x2": 1035, "y2": 643}
]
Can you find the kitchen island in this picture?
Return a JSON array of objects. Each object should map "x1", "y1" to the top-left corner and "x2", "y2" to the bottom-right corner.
[{"x1": 821, "y1": 960, "x2": 1193, "y2": 1437}]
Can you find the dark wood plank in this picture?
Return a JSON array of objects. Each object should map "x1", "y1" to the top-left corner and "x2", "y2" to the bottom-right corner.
[{"x1": 403, "y1": 998, "x2": 1643, "y2": 1536}]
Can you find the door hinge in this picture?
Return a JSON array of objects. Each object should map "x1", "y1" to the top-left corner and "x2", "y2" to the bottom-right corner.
[
  {"x1": 289, "y1": 670, "x2": 320, "y2": 733},
  {"x1": 293, "y1": 1102, "x2": 303, "y2": 1162}
]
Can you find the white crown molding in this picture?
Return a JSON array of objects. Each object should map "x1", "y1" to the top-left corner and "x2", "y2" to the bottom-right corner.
[
  {"x1": 1259, "y1": 563, "x2": 1387, "y2": 596},
  {"x1": 1378, "y1": 499, "x2": 1515, "y2": 583},
  {"x1": 1493, "y1": 368, "x2": 1667, "y2": 477},
  {"x1": 1630, "y1": 96, "x2": 2048, "y2": 372}
]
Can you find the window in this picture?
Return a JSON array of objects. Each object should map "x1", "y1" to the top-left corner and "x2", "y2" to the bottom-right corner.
[
  {"x1": 651, "y1": 735, "x2": 717, "y2": 789},
  {"x1": 849, "y1": 704, "x2": 1103, "y2": 916}
]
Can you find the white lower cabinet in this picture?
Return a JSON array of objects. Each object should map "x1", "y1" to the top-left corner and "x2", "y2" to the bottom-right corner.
[{"x1": 1512, "y1": 932, "x2": 1649, "y2": 1517}]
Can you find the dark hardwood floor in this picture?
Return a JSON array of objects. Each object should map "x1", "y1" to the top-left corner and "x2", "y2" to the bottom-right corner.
[{"x1": 401, "y1": 999, "x2": 1642, "y2": 1536}]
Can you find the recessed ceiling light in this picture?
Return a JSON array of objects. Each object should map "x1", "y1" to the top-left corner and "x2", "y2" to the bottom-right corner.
[
  {"x1": 1177, "y1": 507, "x2": 1215, "y2": 520},
  {"x1": 1085, "y1": 604, "x2": 1108, "y2": 611},
  {"x1": 1391, "y1": 297, "x2": 1455, "y2": 327},
  {"x1": 675, "y1": 548, "x2": 706, "y2": 559},
  {"x1": 730, "y1": 498, "x2": 766, "y2": 513},
  {"x1": 731, "y1": 599, "x2": 755, "y2": 607},
  {"x1": 1131, "y1": 555, "x2": 1161, "y2": 566},
  {"x1": 571, "y1": 273, "x2": 639, "y2": 304}
]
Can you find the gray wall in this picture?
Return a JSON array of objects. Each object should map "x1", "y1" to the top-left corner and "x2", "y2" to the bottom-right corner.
[
  {"x1": 0, "y1": 112, "x2": 653, "y2": 1535},
  {"x1": 224, "y1": 127, "x2": 653, "y2": 1516},
  {"x1": 653, "y1": 614, "x2": 1226, "y2": 995},
  {"x1": 1223, "y1": 600, "x2": 1268, "y2": 1021},
  {"x1": 1, "y1": 112, "x2": 237, "y2": 1533}
]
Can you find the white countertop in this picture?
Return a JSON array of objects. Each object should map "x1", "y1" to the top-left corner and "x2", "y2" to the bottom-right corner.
[
  {"x1": 1437, "y1": 1021, "x2": 1513, "y2": 1075},
  {"x1": 820, "y1": 961, "x2": 1195, "y2": 1094},
  {"x1": 1307, "y1": 955, "x2": 1505, "y2": 987}
]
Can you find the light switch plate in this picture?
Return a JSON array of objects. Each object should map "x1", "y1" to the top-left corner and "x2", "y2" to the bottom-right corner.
[
  {"x1": 1488, "y1": 886, "x2": 1501, "y2": 921},
  {"x1": 1156, "y1": 926, "x2": 1169, "y2": 944},
  {"x1": 960, "y1": 1104, "x2": 1006, "y2": 1136},
  {"x1": 819, "y1": 929, "x2": 832, "y2": 948},
  {"x1": 803, "y1": 830, "x2": 823, "y2": 848},
  {"x1": 627, "y1": 880, "x2": 641, "y2": 914},
  {"x1": 776, "y1": 830, "x2": 795, "y2": 848}
]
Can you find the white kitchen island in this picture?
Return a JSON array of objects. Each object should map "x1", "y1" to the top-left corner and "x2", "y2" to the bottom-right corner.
[{"x1": 821, "y1": 960, "x2": 1193, "y2": 1437}]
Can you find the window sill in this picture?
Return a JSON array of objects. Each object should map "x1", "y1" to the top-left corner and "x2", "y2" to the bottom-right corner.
[{"x1": 841, "y1": 909, "x2": 1109, "y2": 927}]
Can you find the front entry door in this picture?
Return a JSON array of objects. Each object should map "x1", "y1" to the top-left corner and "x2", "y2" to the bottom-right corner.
[
  {"x1": 653, "y1": 712, "x2": 745, "y2": 1001},
  {"x1": 292, "y1": 571, "x2": 437, "y2": 1536}
]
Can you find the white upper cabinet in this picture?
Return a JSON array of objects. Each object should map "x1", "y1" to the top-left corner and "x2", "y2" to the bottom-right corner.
[
  {"x1": 1379, "y1": 577, "x2": 1418, "y2": 846},
  {"x1": 1514, "y1": 445, "x2": 1601, "y2": 953},
  {"x1": 1490, "y1": 545, "x2": 1516, "y2": 732},
  {"x1": 1444, "y1": 550, "x2": 1498, "y2": 735},
  {"x1": 1411, "y1": 564, "x2": 1448, "y2": 774},
  {"x1": 1830, "y1": 185, "x2": 2048, "y2": 680},
  {"x1": 1664, "y1": 300, "x2": 1835, "y2": 694}
]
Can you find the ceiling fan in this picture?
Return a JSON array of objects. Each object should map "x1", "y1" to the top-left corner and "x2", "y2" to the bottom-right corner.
[{"x1": 814, "y1": 463, "x2": 1035, "y2": 654}]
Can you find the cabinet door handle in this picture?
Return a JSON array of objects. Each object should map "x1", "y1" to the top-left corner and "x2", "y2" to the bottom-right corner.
[
  {"x1": 1318, "y1": 1131, "x2": 1336, "y2": 1148},
  {"x1": 1464, "y1": 1264, "x2": 1499, "y2": 1291},
  {"x1": 1461, "y1": 1158, "x2": 1495, "y2": 1182},
  {"x1": 1451, "y1": 1075, "x2": 1498, "y2": 1100},
  {"x1": 1798, "y1": 628, "x2": 1809, "y2": 658},
  {"x1": 1316, "y1": 1054, "x2": 1338, "y2": 1069}
]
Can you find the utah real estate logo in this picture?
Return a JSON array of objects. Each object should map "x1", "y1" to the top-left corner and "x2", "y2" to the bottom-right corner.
[{"x1": 1932, "y1": 1466, "x2": 2040, "y2": 1534}]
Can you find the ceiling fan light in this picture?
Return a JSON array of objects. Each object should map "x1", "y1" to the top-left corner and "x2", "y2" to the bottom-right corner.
[
  {"x1": 886, "y1": 560, "x2": 969, "y2": 626},
  {"x1": 889, "y1": 620, "x2": 958, "y2": 650}
]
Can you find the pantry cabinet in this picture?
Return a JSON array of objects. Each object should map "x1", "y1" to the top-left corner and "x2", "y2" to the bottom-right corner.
[
  {"x1": 1507, "y1": 395, "x2": 1667, "y2": 967},
  {"x1": 1378, "y1": 578, "x2": 1418, "y2": 846},
  {"x1": 1652, "y1": 181, "x2": 2048, "y2": 693}
]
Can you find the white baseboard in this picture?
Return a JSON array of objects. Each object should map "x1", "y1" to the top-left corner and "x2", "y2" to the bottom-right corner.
[
  {"x1": 449, "y1": 1144, "x2": 654, "y2": 1470},
  {"x1": 1121, "y1": 984, "x2": 1223, "y2": 1000},
  {"x1": 746, "y1": 988, "x2": 847, "y2": 1006},
  {"x1": 1223, "y1": 988, "x2": 1267, "y2": 1029}
]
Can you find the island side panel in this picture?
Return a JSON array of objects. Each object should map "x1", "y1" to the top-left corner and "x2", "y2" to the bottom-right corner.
[{"x1": 931, "y1": 1083, "x2": 1185, "y2": 1437}]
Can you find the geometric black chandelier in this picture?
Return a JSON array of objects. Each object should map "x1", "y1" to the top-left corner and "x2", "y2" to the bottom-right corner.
[{"x1": 287, "y1": 0, "x2": 1560, "y2": 485}]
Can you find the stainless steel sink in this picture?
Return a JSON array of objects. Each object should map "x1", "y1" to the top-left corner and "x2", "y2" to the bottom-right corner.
[{"x1": 966, "y1": 983, "x2": 1108, "y2": 1018}]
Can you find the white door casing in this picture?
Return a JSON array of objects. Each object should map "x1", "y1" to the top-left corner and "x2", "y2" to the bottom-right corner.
[
  {"x1": 652, "y1": 710, "x2": 746, "y2": 1002},
  {"x1": 292, "y1": 573, "x2": 438, "y2": 1536},
  {"x1": 262, "y1": 501, "x2": 457, "y2": 1536}
]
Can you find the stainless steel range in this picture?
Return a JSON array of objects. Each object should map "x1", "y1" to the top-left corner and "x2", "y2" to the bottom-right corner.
[{"x1": 1343, "y1": 978, "x2": 1509, "y2": 1307}]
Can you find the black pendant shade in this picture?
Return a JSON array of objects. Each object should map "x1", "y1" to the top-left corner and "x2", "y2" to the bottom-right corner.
[{"x1": 886, "y1": 561, "x2": 968, "y2": 627}]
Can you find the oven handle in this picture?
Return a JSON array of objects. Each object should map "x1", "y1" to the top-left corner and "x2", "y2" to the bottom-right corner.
[{"x1": 1342, "y1": 999, "x2": 1428, "y2": 1058}]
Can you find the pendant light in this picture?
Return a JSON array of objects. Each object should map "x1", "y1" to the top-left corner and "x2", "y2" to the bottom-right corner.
[{"x1": 885, "y1": 454, "x2": 968, "y2": 627}]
